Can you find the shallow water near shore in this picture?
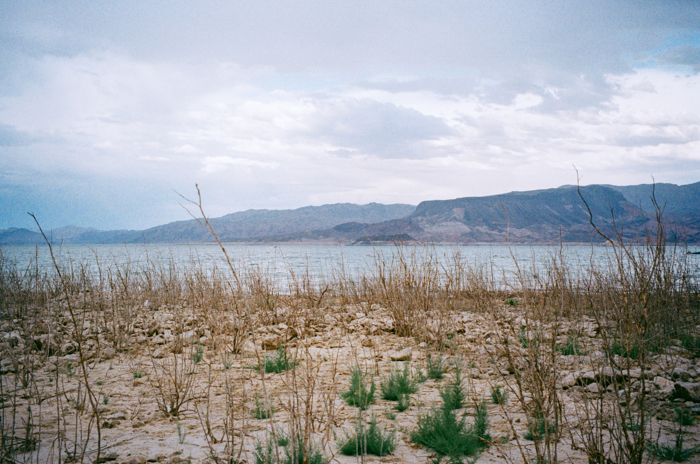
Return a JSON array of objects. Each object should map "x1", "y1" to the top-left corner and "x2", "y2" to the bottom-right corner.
[{"x1": 3, "y1": 243, "x2": 700, "y2": 289}]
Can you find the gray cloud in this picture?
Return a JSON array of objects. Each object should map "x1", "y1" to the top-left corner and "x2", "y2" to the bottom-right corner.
[
  {"x1": 656, "y1": 45, "x2": 700, "y2": 72},
  {"x1": 1, "y1": 1, "x2": 699, "y2": 229},
  {"x1": 310, "y1": 99, "x2": 454, "y2": 159},
  {"x1": 0, "y1": 124, "x2": 37, "y2": 147}
]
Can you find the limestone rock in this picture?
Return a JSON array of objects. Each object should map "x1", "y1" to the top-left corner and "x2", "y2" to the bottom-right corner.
[
  {"x1": 262, "y1": 335, "x2": 283, "y2": 350},
  {"x1": 561, "y1": 373, "x2": 577, "y2": 389},
  {"x1": 654, "y1": 376, "x2": 674, "y2": 393},
  {"x1": 672, "y1": 368, "x2": 692, "y2": 382},
  {"x1": 673, "y1": 382, "x2": 700, "y2": 402},
  {"x1": 586, "y1": 382, "x2": 602, "y2": 393},
  {"x1": 388, "y1": 347, "x2": 411, "y2": 361}
]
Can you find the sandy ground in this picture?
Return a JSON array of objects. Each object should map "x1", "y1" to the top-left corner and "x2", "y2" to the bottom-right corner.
[{"x1": 2, "y1": 302, "x2": 700, "y2": 464}]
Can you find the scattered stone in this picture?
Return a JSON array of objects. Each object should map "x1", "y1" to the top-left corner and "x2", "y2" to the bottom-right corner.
[
  {"x1": 561, "y1": 373, "x2": 577, "y2": 389},
  {"x1": 102, "y1": 347, "x2": 117, "y2": 360},
  {"x1": 654, "y1": 376, "x2": 674, "y2": 391},
  {"x1": 672, "y1": 368, "x2": 692, "y2": 382},
  {"x1": 96, "y1": 453, "x2": 118, "y2": 463},
  {"x1": 576, "y1": 371, "x2": 596, "y2": 386},
  {"x1": 586, "y1": 382, "x2": 602, "y2": 393},
  {"x1": 388, "y1": 347, "x2": 411, "y2": 361},
  {"x1": 261, "y1": 335, "x2": 283, "y2": 350},
  {"x1": 673, "y1": 382, "x2": 700, "y2": 402}
]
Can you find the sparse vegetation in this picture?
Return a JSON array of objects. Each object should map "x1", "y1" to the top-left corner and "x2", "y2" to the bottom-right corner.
[
  {"x1": 255, "y1": 346, "x2": 298, "y2": 373},
  {"x1": 252, "y1": 394, "x2": 274, "y2": 420},
  {"x1": 1, "y1": 192, "x2": 699, "y2": 463},
  {"x1": 426, "y1": 353, "x2": 445, "y2": 380},
  {"x1": 556, "y1": 334, "x2": 585, "y2": 356},
  {"x1": 440, "y1": 366, "x2": 466, "y2": 411},
  {"x1": 338, "y1": 414, "x2": 396, "y2": 456},
  {"x1": 340, "y1": 364, "x2": 375, "y2": 409},
  {"x1": 380, "y1": 362, "x2": 418, "y2": 401},
  {"x1": 491, "y1": 385, "x2": 507, "y2": 405},
  {"x1": 410, "y1": 399, "x2": 490, "y2": 462}
]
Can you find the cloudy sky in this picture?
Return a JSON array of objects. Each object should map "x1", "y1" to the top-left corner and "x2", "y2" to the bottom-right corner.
[{"x1": 1, "y1": 1, "x2": 699, "y2": 230}]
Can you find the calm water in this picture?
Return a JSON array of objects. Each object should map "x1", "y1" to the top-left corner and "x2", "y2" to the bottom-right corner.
[{"x1": 2, "y1": 243, "x2": 699, "y2": 289}]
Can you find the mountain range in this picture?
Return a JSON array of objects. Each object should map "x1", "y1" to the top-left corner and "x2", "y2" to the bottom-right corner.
[{"x1": 2, "y1": 182, "x2": 699, "y2": 245}]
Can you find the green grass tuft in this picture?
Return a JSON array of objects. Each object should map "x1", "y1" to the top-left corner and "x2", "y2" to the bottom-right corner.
[
  {"x1": 608, "y1": 338, "x2": 641, "y2": 359},
  {"x1": 410, "y1": 400, "x2": 490, "y2": 462},
  {"x1": 426, "y1": 354, "x2": 445, "y2": 380},
  {"x1": 254, "y1": 346, "x2": 298, "y2": 373},
  {"x1": 524, "y1": 413, "x2": 557, "y2": 441},
  {"x1": 381, "y1": 363, "x2": 418, "y2": 401},
  {"x1": 251, "y1": 394, "x2": 274, "y2": 420},
  {"x1": 490, "y1": 385, "x2": 507, "y2": 405},
  {"x1": 556, "y1": 335, "x2": 586, "y2": 356},
  {"x1": 440, "y1": 367, "x2": 466, "y2": 411},
  {"x1": 284, "y1": 437, "x2": 327, "y2": 464},
  {"x1": 647, "y1": 434, "x2": 700, "y2": 462},
  {"x1": 340, "y1": 365, "x2": 376, "y2": 410},
  {"x1": 395, "y1": 393, "x2": 411, "y2": 412},
  {"x1": 675, "y1": 407, "x2": 696, "y2": 426},
  {"x1": 339, "y1": 414, "x2": 396, "y2": 456}
]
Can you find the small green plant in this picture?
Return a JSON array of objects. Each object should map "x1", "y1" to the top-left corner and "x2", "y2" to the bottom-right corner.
[
  {"x1": 255, "y1": 346, "x2": 298, "y2": 373},
  {"x1": 254, "y1": 437, "x2": 275, "y2": 464},
  {"x1": 275, "y1": 427, "x2": 289, "y2": 447},
  {"x1": 385, "y1": 409, "x2": 397, "y2": 420},
  {"x1": 102, "y1": 393, "x2": 109, "y2": 405},
  {"x1": 625, "y1": 415, "x2": 646, "y2": 432},
  {"x1": 66, "y1": 362, "x2": 74, "y2": 377},
  {"x1": 252, "y1": 394, "x2": 274, "y2": 420},
  {"x1": 131, "y1": 366, "x2": 144, "y2": 378},
  {"x1": 340, "y1": 365, "x2": 376, "y2": 410},
  {"x1": 524, "y1": 413, "x2": 556, "y2": 441},
  {"x1": 519, "y1": 326, "x2": 539, "y2": 349},
  {"x1": 490, "y1": 385, "x2": 507, "y2": 405},
  {"x1": 381, "y1": 363, "x2": 418, "y2": 401},
  {"x1": 96, "y1": 380, "x2": 103, "y2": 386},
  {"x1": 396, "y1": 393, "x2": 411, "y2": 412},
  {"x1": 222, "y1": 354, "x2": 233, "y2": 370},
  {"x1": 426, "y1": 354, "x2": 445, "y2": 380},
  {"x1": 284, "y1": 436, "x2": 327, "y2": 464},
  {"x1": 410, "y1": 400, "x2": 490, "y2": 462},
  {"x1": 608, "y1": 338, "x2": 641, "y2": 359},
  {"x1": 556, "y1": 335, "x2": 586, "y2": 356},
  {"x1": 675, "y1": 407, "x2": 696, "y2": 426},
  {"x1": 647, "y1": 433, "x2": 700, "y2": 462},
  {"x1": 339, "y1": 414, "x2": 396, "y2": 456},
  {"x1": 440, "y1": 367, "x2": 465, "y2": 411},
  {"x1": 505, "y1": 298, "x2": 518, "y2": 306},
  {"x1": 191, "y1": 344, "x2": 204, "y2": 364}
]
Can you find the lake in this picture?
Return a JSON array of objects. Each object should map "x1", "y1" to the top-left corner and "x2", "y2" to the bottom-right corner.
[{"x1": 3, "y1": 243, "x2": 699, "y2": 290}]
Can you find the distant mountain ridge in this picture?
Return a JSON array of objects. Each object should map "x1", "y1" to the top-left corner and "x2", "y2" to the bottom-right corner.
[
  {"x1": 2, "y1": 182, "x2": 699, "y2": 245},
  {"x1": 0, "y1": 203, "x2": 416, "y2": 245}
]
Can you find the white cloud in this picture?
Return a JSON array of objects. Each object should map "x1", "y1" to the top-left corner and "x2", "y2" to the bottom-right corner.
[
  {"x1": 0, "y1": 1, "x2": 699, "y2": 229},
  {"x1": 201, "y1": 156, "x2": 278, "y2": 174}
]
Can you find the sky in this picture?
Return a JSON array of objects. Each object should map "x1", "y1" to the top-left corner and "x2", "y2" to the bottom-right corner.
[{"x1": 1, "y1": 0, "x2": 700, "y2": 230}]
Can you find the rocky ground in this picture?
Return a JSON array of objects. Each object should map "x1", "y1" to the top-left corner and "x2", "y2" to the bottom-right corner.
[{"x1": 2, "y1": 300, "x2": 700, "y2": 464}]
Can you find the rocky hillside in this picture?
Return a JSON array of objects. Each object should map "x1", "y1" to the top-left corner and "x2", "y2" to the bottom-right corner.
[
  {"x1": 326, "y1": 184, "x2": 685, "y2": 244},
  {"x1": 3, "y1": 182, "x2": 699, "y2": 245},
  {"x1": 1, "y1": 203, "x2": 416, "y2": 245}
]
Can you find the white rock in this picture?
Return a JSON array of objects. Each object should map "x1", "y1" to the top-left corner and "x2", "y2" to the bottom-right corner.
[{"x1": 388, "y1": 347, "x2": 411, "y2": 361}]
